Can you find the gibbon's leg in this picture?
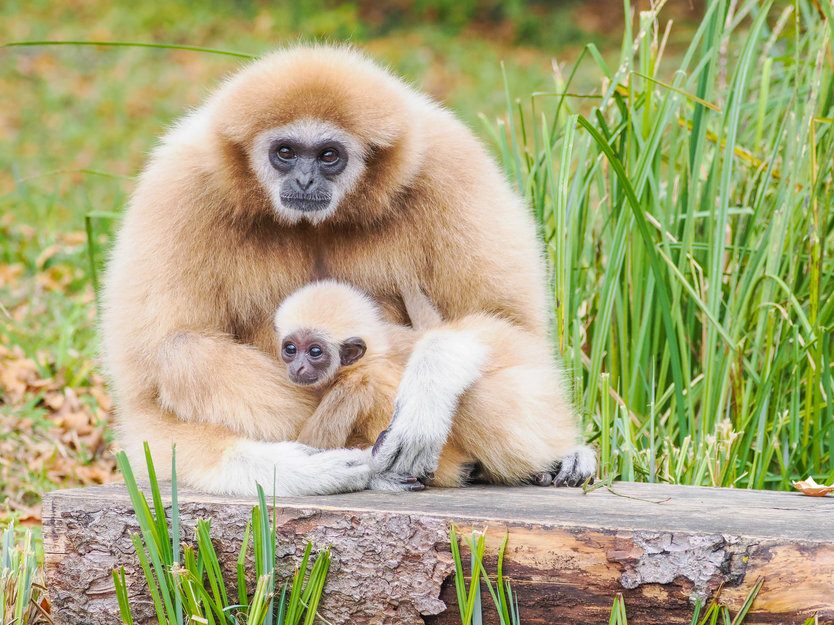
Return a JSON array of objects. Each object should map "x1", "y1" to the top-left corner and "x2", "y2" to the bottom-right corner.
[
  {"x1": 533, "y1": 447, "x2": 597, "y2": 487},
  {"x1": 118, "y1": 402, "x2": 372, "y2": 497},
  {"x1": 448, "y1": 365, "x2": 596, "y2": 487},
  {"x1": 156, "y1": 330, "x2": 315, "y2": 441},
  {"x1": 428, "y1": 443, "x2": 477, "y2": 487},
  {"x1": 370, "y1": 329, "x2": 487, "y2": 490}
]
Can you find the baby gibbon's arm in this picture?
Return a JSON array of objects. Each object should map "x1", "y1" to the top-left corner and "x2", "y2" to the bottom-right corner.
[{"x1": 297, "y1": 370, "x2": 379, "y2": 449}]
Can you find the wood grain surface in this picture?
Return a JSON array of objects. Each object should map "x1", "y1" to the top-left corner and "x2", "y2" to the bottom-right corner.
[{"x1": 42, "y1": 482, "x2": 834, "y2": 624}]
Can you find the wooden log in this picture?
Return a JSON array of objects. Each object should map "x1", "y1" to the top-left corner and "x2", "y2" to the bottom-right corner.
[{"x1": 42, "y1": 482, "x2": 834, "y2": 625}]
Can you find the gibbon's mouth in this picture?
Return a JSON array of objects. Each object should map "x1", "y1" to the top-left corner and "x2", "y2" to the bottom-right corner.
[
  {"x1": 289, "y1": 374, "x2": 320, "y2": 386},
  {"x1": 281, "y1": 193, "x2": 332, "y2": 212}
]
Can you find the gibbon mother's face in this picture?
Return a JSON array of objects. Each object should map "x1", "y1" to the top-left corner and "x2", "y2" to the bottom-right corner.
[{"x1": 249, "y1": 118, "x2": 367, "y2": 225}]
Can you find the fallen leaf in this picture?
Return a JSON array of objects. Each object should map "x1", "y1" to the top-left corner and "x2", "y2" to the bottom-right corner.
[
  {"x1": 793, "y1": 476, "x2": 834, "y2": 497},
  {"x1": 35, "y1": 243, "x2": 61, "y2": 269}
]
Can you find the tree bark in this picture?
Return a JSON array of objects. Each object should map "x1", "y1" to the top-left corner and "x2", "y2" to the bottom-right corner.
[{"x1": 42, "y1": 482, "x2": 834, "y2": 624}]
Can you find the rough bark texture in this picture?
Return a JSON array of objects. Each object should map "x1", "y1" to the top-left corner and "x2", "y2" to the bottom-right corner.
[{"x1": 43, "y1": 482, "x2": 834, "y2": 625}]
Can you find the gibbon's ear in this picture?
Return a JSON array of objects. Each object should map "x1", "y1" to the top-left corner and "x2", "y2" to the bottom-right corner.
[{"x1": 340, "y1": 337, "x2": 367, "y2": 366}]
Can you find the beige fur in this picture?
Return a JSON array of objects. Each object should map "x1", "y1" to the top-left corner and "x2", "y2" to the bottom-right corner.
[
  {"x1": 275, "y1": 281, "x2": 579, "y2": 487},
  {"x1": 101, "y1": 44, "x2": 553, "y2": 494}
]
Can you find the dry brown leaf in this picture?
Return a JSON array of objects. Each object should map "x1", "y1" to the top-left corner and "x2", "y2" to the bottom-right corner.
[
  {"x1": 58, "y1": 231, "x2": 87, "y2": 246},
  {"x1": 43, "y1": 391, "x2": 64, "y2": 411},
  {"x1": 34, "y1": 243, "x2": 61, "y2": 269},
  {"x1": 35, "y1": 264, "x2": 74, "y2": 291},
  {"x1": 792, "y1": 477, "x2": 834, "y2": 497},
  {"x1": 0, "y1": 263, "x2": 24, "y2": 287}
]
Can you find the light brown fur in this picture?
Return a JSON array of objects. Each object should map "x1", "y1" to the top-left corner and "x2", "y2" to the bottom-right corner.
[
  {"x1": 101, "y1": 45, "x2": 555, "y2": 494},
  {"x1": 275, "y1": 281, "x2": 578, "y2": 487}
]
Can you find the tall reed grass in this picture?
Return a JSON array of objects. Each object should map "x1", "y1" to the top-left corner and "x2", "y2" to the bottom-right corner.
[{"x1": 483, "y1": 0, "x2": 834, "y2": 490}]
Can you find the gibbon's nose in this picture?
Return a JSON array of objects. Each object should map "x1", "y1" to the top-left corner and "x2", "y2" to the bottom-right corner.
[{"x1": 295, "y1": 173, "x2": 315, "y2": 191}]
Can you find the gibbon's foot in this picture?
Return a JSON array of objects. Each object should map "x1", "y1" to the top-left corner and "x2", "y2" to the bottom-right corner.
[
  {"x1": 368, "y1": 472, "x2": 425, "y2": 492},
  {"x1": 532, "y1": 471, "x2": 556, "y2": 487},
  {"x1": 370, "y1": 419, "x2": 444, "y2": 483},
  {"x1": 464, "y1": 462, "x2": 491, "y2": 485},
  {"x1": 369, "y1": 429, "x2": 429, "y2": 491},
  {"x1": 549, "y1": 446, "x2": 597, "y2": 487}
]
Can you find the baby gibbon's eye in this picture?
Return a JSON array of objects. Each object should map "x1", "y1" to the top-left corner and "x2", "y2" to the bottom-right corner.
[
  {"x1": 309, "y1": 346, "x2": 323, "y2": 358},
  {"x1": 277, "y1": 146, "x2": 295, "y2": 160},
  {"x1": 319, "y1": 149, "x2": 339, "y2": 164},
  {"x1": 284, "y1": 343, "x2": 297, "y2": 356}
]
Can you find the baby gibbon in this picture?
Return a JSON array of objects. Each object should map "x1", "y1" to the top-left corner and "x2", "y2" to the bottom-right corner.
[{"x1": 274, "y1": 281, "x2": 594, "y2": 489}]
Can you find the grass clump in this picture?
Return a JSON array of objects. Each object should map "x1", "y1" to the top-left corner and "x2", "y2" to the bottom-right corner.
[
  {"x1": 114, "y1": 443, "x2": 332, "y2": 625},
  {"x1": 1, "y1": 524, "x2": 51, "y2": 625},
  {"x1": 484, "y1": 0, "x2": 834, "y2": 489}
]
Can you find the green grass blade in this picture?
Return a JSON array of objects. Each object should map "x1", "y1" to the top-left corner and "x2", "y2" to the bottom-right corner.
[
  {"x1": 113, "y1": 567, "x2": 135, "y2": 625},
  {"x1": 1, "y1": 40, "x2": 254, "y2": 58},
  {"x1": 171, "y1": 444, "x2": 182, "y2": 625},
  {"x1": 237, "y1": 520, "x2": 252, "y2": 608}
]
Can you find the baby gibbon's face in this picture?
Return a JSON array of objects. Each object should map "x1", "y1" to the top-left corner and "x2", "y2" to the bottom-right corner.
[
  {"x1": 279, "y1": 327, "x2": 368, "y2": 387},
  {"x1": 281, "y1": 329, "x2": 336, "y2": 386}
]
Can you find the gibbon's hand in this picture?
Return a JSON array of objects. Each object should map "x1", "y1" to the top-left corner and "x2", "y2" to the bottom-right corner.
[
  {"x1": 531, "y1": 446, "x2": 597, "y2": 487},
  {"x1": 216, "y1": 440, "x2": 372, "y2": 496},
  {"x1": 370, "y1": 428, "x2": 439, "y2": 490}
]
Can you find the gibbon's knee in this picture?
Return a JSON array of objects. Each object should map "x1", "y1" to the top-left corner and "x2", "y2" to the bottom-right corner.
[
  {"x1": 157, "y1": 330, "x2": 212, "y2": 381},
  {"x1": 446, "y1": 361, "x2": 581, "y2": 484}
]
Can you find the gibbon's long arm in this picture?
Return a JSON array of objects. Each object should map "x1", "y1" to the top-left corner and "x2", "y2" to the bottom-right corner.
[
  {"x1": 155, "y1": 330, "x2": 314, "y2": 442},
  {"x1": 371, "y1": 329, "x2": 488, "y2": 483},
  {"x1": 118, "y1": 407, "x2": 371, "y2": 497}
]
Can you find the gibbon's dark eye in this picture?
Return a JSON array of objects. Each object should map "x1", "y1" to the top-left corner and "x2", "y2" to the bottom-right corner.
[
  {"x1": 309, "y1": 345, "x2": 323, "y2": 358},
  {"x1": 284, "y1": 343, "x2": 297, "y2": 356},
  {"x1": 277, "y1": 145, "x2": 295, "y2": 160},
  {"x1": 319, "y1": 149, "x2": 339, "y2": 164}
]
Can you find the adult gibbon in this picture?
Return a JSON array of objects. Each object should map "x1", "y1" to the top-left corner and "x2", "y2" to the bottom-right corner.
[
  {"x1": 274, "y1": 281, "x2": 593, "y2": 490},
  {"x1": 101, "y1": 44, "x2": 593, "y2": 496}
]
